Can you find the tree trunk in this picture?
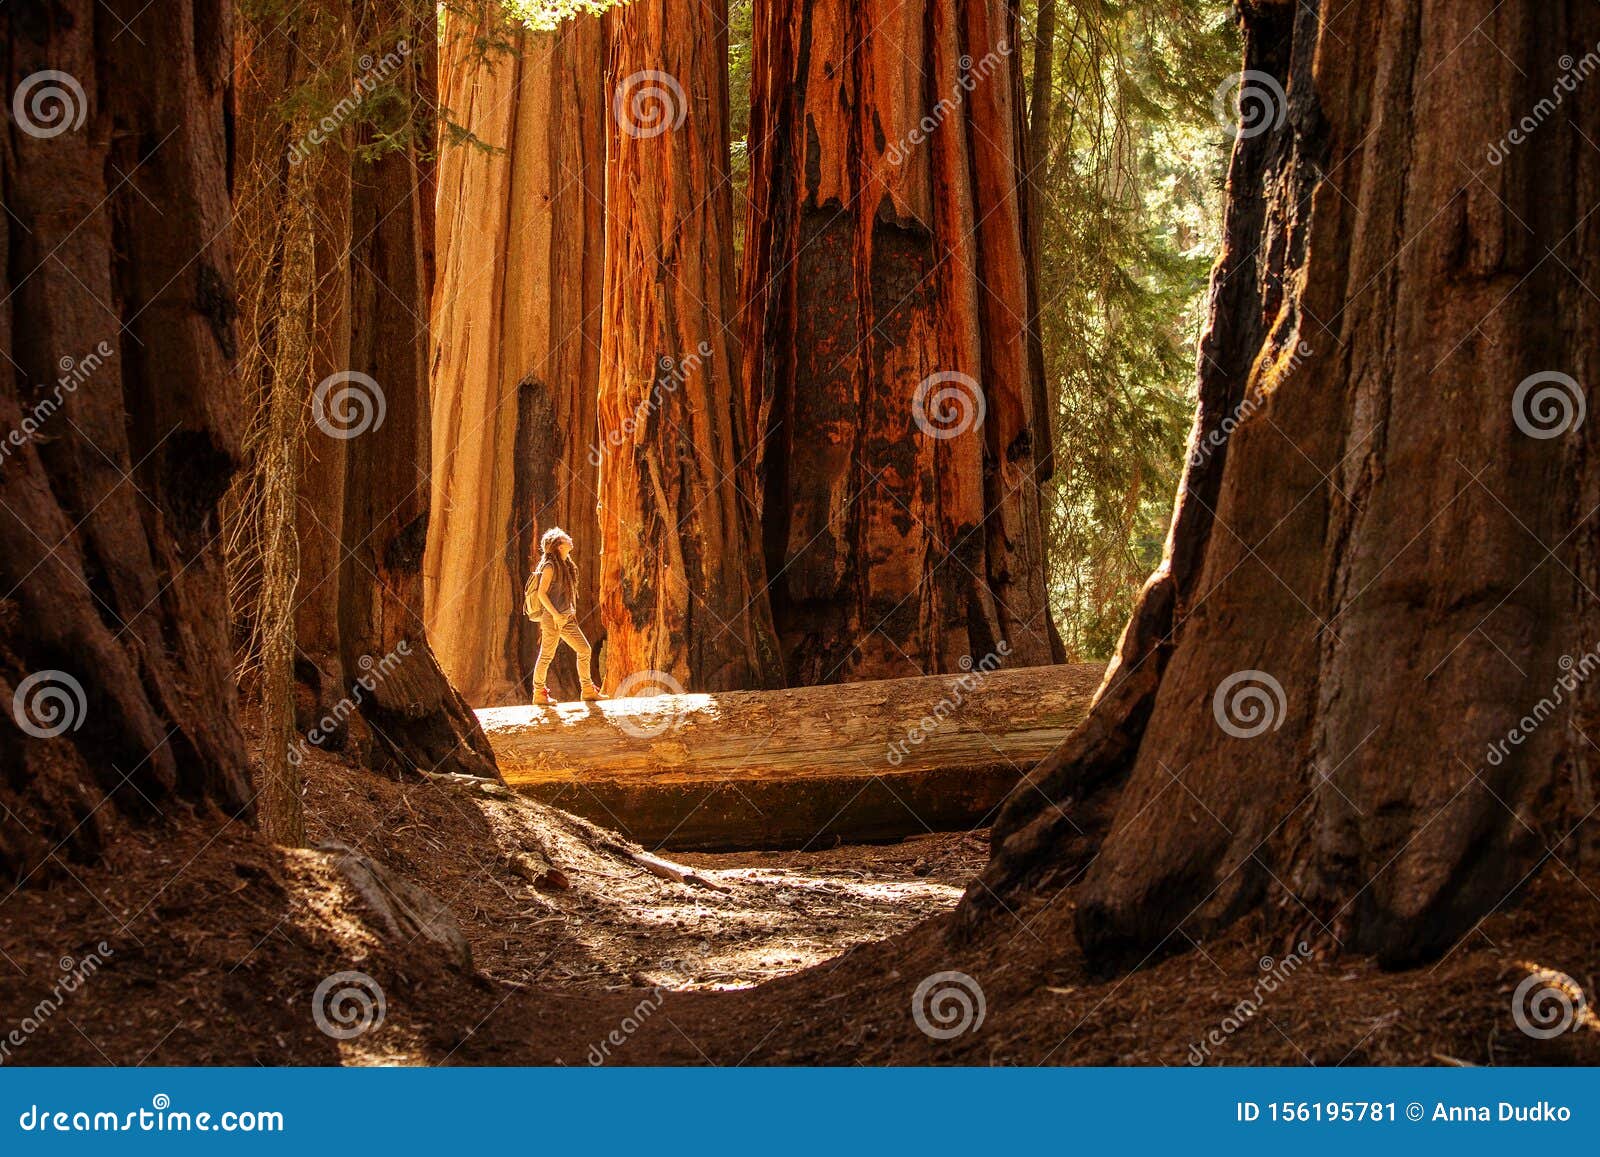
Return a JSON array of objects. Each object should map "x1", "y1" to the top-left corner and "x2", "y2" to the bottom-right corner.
[
  {"x1": 232, "y1": 5, "x2": 353, "y2": 843},
  {"x1": 338, "y1": 0, "x2": 499, "y2": 778},
  {"x1": 0, "y1": 0, "x2": 252, "y2": 878},
  {"x1": 232, "y1": 0, "x2": 359, "y2": 756},
  {"x1": 230, "y1": 1, "x2": 498, "y2": 780},
  {"x1": 1022, "y1": 0, "x2": 1058, "y2": 498},
  {"x1": 484, "y1": 662, "x2": 1104, "y2": 849},
  {"x1": 427, "y1": 6, "x2": 608, "y2": 706},
  {"x1": 1026, "y1": 0, "x2": 1056, "y2": 184},
  {"x1": 739, "y1": 0, "x2": 1057, "y2": 687},
  {"x1": 598, "y1": 0, "x2": 782, "y2": 693},
  {"x1": 964, "y1": 0, "x2": 1600, "y2": 970},
  {"x1": 293, "y1": 18, "x2": 356, "y2": 738}
]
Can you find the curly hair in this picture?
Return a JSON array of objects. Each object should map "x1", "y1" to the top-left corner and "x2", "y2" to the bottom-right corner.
[{"x1": 538, "y1": 527, "x2": 572, "y2": 558}]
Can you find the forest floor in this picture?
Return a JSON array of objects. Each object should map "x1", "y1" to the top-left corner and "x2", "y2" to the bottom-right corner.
[{"x1": 1, "y1": 729, "x2": 1597, "y2": 1066}]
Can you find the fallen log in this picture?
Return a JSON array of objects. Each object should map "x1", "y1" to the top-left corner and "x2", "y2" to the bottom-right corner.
[{"x1": 478, "y1": 663, "x2": 1105, "y2": 851}]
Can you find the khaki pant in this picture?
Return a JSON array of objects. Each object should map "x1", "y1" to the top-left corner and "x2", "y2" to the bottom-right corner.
[{"x1": 533, "y1": 613, "x2": 597, "y2": 694}]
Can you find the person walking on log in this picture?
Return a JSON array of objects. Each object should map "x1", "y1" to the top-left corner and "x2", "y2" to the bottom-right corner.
[{"x1": 524, "y1": 527, "x2": 607, "y2": 705}]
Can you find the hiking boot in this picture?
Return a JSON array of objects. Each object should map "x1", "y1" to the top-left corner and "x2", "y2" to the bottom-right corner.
[
  {"x1": 532, "y1": 687, "x2": 552, "y2": 706},
  {"x1": 581, "y1": 687, "x2": 609, "y2": 701}
]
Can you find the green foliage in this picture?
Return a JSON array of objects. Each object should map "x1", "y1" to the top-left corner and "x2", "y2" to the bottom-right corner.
[
  {"x1": 728, "y1": 0, "x2": 755, "y2": 257},
  {"x1": 1023, "y1": 0, "x2": 1238, "y2": 659},
  {"x1": 501, "y1": 0, "x2": 627, "y2": 31},
  {"x1": 238, "y1": 0, "x2": 452, "y2": 165}
]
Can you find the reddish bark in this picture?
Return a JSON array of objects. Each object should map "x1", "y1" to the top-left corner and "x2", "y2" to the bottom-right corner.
[
  {"x1": 0, "y1": 0, "x2": 252, "y2": 877},
  {"x1": 598, "y1": 0, "x2": 782, "y2": 692},
  {"x1": 965, "y1": 0, "x2": 1600, "y2": 969},
  {"x1": 230, "y1": 1, "x2": 498, "y2": 778},
  {"x1": 427, "y1": 8, "x2": 608, "y2": 705},
  {"x1": 337, "y1": 0, "x2": 497, "y2": 777},
  {"x1": 739, "y1": 0, "x2": 1057, "y2": 686}
]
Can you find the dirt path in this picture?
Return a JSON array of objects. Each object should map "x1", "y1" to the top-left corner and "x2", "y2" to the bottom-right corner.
[{"x1": 2, "y1": 739, "x2": 1596, "y2": 1067}]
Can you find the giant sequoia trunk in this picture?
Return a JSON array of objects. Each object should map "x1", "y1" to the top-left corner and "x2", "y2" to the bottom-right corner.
[
  {"x1": 427, "y1": 7, "x2": 608, "y2": 705},
  {"x1": 336, "y1": 1, "x2": 496, "y2": 777},
  {"x1": 965, "y1": 0, "x2": 1600, "y2": 969},
  {"x1": 598, "y1": 0, "x2": 782, "y2": 692},
  {"x1": 739, "y1": 0, "x2": 1058, "y2": 686},
  {"x1": 0, "y1": 0, "x2": 252, "y2": 876},
  {"x1": 232, "y1": 1, "x2": 498, "y2": 781}
]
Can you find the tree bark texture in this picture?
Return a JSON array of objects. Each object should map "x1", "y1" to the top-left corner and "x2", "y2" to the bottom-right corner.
[
  {"x1": 598, "y1": 0, "x2": 783, "y2": 693},
  {"x1": 427, "y1": 6, "x2": 608, "y2": 706},
  {"x1": 484, "y1": 661, "x2": 1103, "y2": 849},
  {"x1": 336, "y1": 0, "x2": 499, "y2": 778},
  {"x1": 964, "y1": 0, "x2": 1600, "y2": 969},
  {"x1": 231, "y1": 1, "x2": 498, "y2": 779},
  {"x1": 0, "y1": 0, "x2": 253, "y2": 877},
  {"x1": 232, "y1": 4, "x2": 359, "y2": 842},
  {"x1": 739, "y1": 0, "x2": 1057, "y2": 687}
]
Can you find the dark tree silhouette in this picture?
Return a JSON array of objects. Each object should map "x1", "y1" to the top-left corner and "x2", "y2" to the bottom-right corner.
[{"x1": 963, "y1": 0, "x2": 1600, "y2": 969}]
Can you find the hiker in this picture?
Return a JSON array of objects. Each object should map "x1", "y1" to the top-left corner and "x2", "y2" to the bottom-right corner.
[{"x1": 524, "y1": 527, "x2": 607, "y2": 705}]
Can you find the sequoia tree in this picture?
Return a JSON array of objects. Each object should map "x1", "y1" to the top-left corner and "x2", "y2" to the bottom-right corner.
[
  {"x1": 598, "y1": 0, "x2": 782, "y2": 692},
  {"x1": 964, "y1": 0, "x2": 1600, "y2": 968},
  {"x1": 1, "y1": 0, "x2": 253, "y2": 876},
  {"x1": 231, "y1": 0, "x2": 498, "y2": 784},
  {"x1": 739, "y1": 0, "x2": 1059, "y2": 686},
  {"x1": 427, "y1": 6, "x2": 608, "y2": 705}
]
